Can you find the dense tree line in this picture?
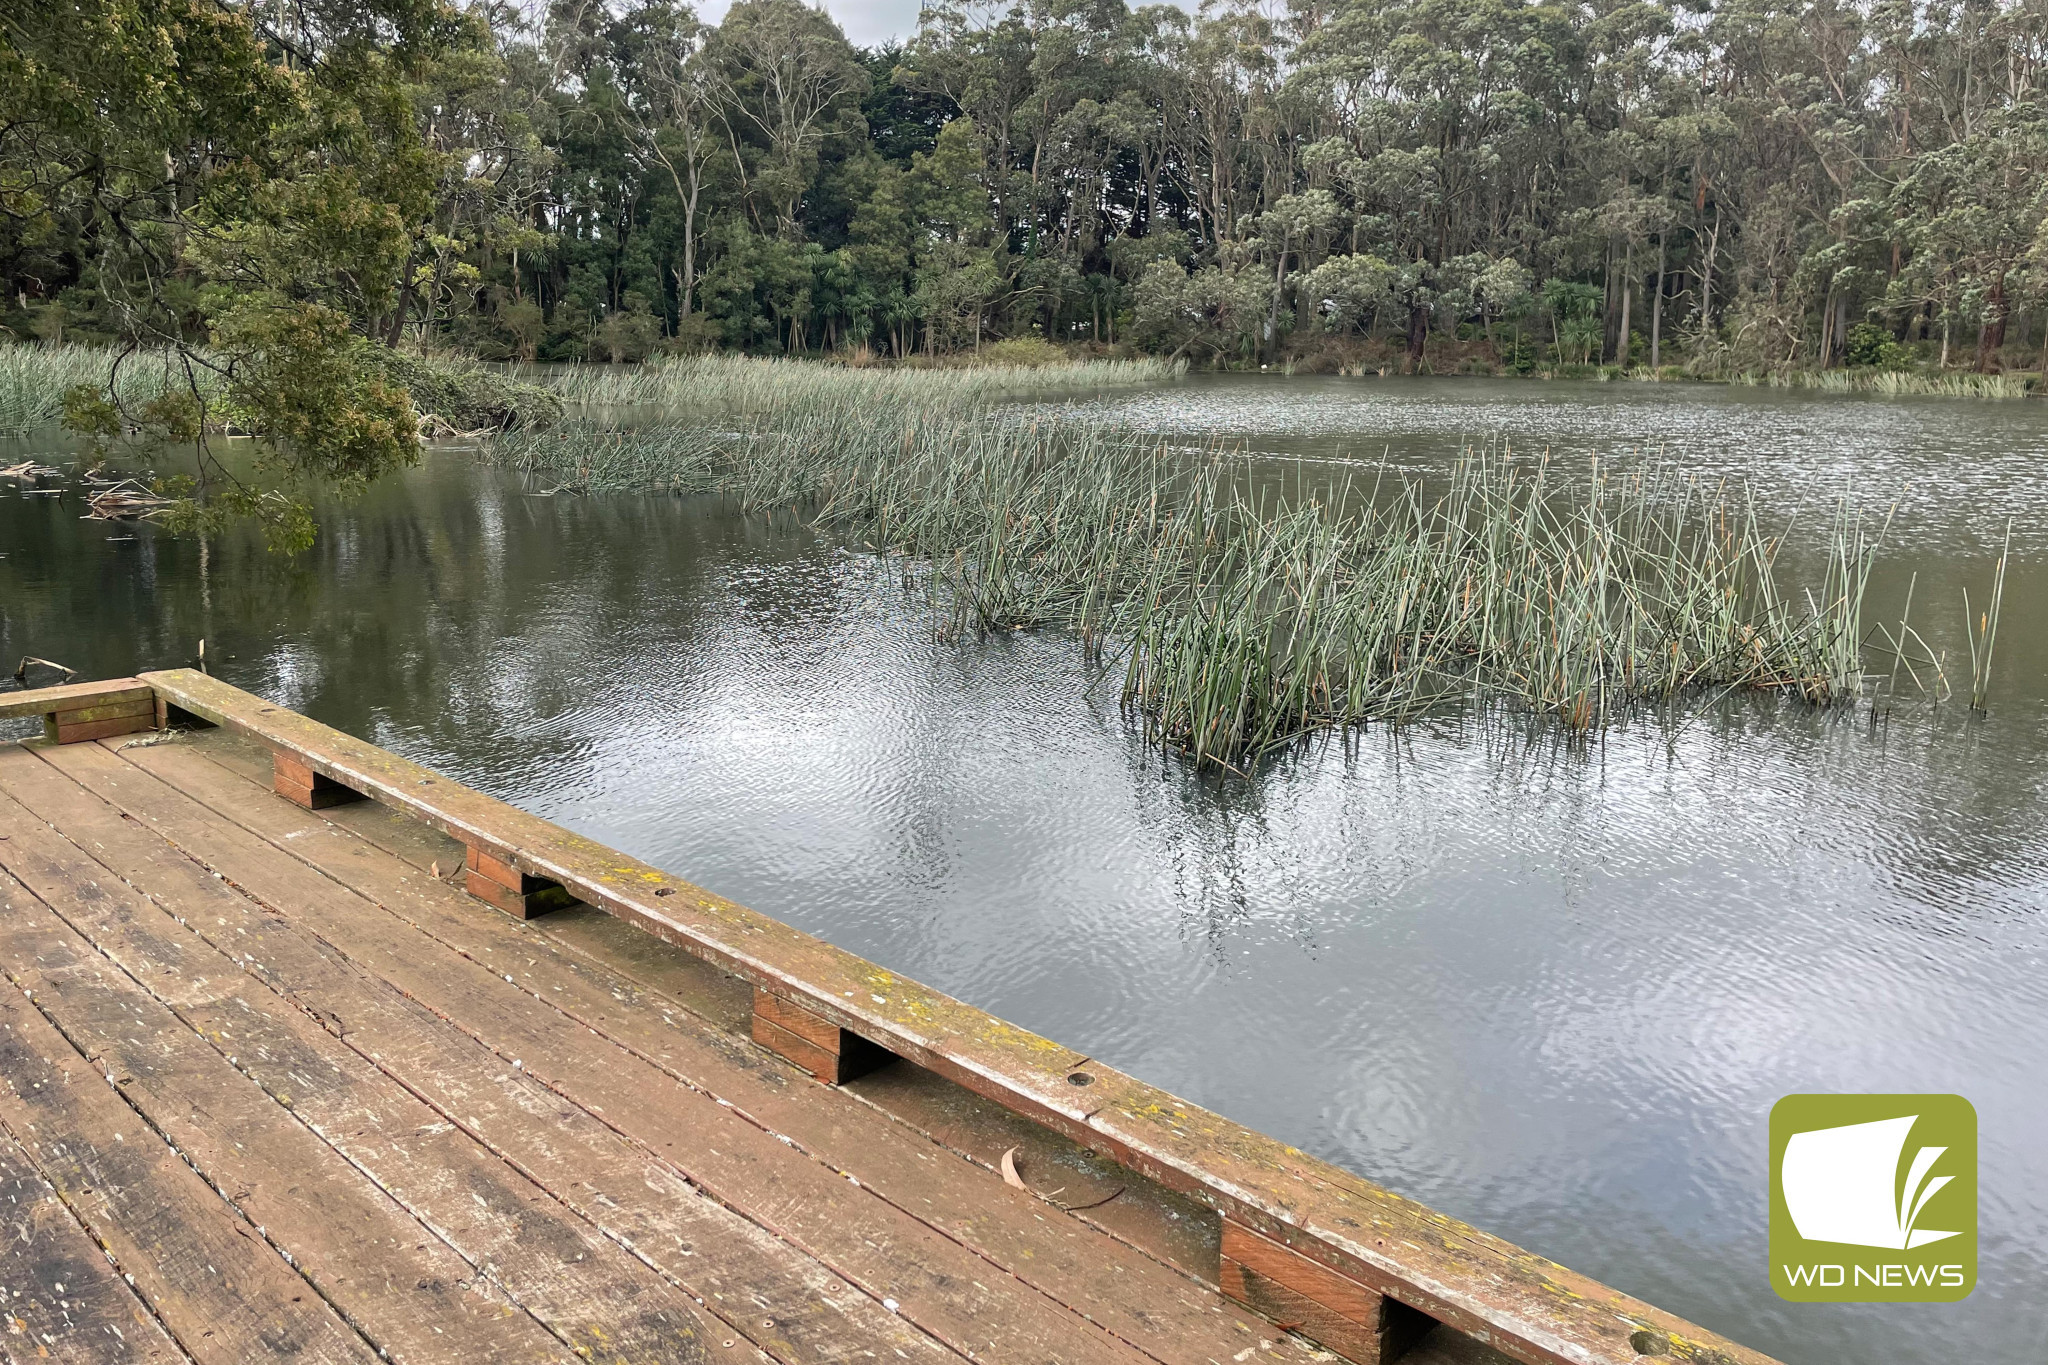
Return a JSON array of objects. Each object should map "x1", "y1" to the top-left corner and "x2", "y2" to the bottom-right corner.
[{"x1": 8, "y1": 0, "x2": 2048, "y2": 383}]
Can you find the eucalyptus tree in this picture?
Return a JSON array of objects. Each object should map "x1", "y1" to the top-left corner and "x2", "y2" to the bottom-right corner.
[
  {"x1": 707, "y1": 0, "x2": 868, "y2": 238},
  {"x1": 609, "y1": 0, "x2": 719, "y2": 316},
  {"x1": 15, "y1": 0, "x2": 2048, "y2": 384}
]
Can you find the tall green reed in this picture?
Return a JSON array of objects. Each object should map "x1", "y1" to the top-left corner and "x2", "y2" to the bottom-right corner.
[
  {"x1": 1965, "y1": 519, "x2": 2012, "y2": 711},
  {"x1": 489, "y1": 399, "x2": 1895, "y2": 769},
  {"x1": 0, "y1": 343, "x2": 182, "y2": 436}
]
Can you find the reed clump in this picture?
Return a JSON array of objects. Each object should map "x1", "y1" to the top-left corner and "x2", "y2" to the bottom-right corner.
[
  {"x1": 491, "y1": 394, "x2": 1889, "y2": 769},
  {"x1": 0, "y1": 343, "x2": 181, "y2": 436},
  {"x1": 516, "y1": 352, "x2": 1185, "y2": 411},
  {"x1": 1750, "y1": 367, "x2": 2035, "y2": 400}
]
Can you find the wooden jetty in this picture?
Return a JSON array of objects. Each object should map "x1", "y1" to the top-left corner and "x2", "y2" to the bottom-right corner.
[{"x1": 0, "y1": 671, "x2": 1778, "y2": 1365}]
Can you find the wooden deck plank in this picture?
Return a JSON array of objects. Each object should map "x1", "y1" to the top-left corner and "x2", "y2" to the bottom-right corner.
[
  {"x1": 165, "y1": 735, "x2": 1283, "y2": 1323},
  {"x1": 0, "y1": 1123, "x2": 188, "y2": 1363},
  {"x1": 198, "y1": 730, "x2": 759, "y2": 1040},
  {"x1": 0, "y1": 782, "x2": 587, "y2": 1365},
  {"x1": 0, "y1": 924, "x2": 378, "y2": 1365},
  {"x1": 139, "y1": 667, "x2": 1778, "y2": 1365},
  {"x1": 0, "y1": 747, "x2": 888, "y2": 1365},
  {"x1": 10, "y1": 742, "x2": 968, "y2": 1364},
  {"x1": 121, "y1": 735, "x2": 1320, "y2": 1365},
  {"x1": 41, "y1": 740, "x2": 1196, "y2": 1365}
]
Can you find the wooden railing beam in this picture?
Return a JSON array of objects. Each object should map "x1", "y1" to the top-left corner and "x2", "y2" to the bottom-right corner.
[{"x1": 2, "y1": 678, "x2": 156, "y2": 744}]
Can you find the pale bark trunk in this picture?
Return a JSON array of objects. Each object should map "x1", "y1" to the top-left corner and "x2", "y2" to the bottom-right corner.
[
  {"x1": 1616, "y1": 242, "x2": 1633, "y2": 368},
  {"x1": 1651, "y1": 232, "x2": 1666, "y2": 370}
]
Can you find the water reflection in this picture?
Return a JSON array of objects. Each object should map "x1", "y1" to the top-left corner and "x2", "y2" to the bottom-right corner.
[{"x1": 4, "y1": 379, "x2": 2046, "y2": 1365}]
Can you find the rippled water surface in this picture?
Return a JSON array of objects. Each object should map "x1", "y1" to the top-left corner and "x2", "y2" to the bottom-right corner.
[{"x1": 5, "y1": 376, "x2": 2045, "y2": 1365}]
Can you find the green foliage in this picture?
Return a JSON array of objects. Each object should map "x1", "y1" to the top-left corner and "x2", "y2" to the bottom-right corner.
[
  {"x1": 1844, "y1": 323, "x2": 1910, "y2": 370},
  {"x1": 972, "y1": 337, "x2": 1065, "y2": 367},
  {"x1": 12, "y1": 0, "x2": 2048, "y2": 508},
  {"x1": 1132, "y1": 249, "x2": 1269, "y2": 360},
  {"x1": 1541, "y1": 282, "x2": 1605, "y2": 366},
  {"x1": 2, "y1": 0, "x2": 472, "y2": 549},
  {"x1": 213, "y1": 299, "x2": 420, "y2": 493}
]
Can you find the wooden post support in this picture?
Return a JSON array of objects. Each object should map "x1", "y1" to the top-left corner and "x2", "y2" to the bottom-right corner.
[
  {"x1": 272, "y1": 751, "x2": 365, "y2": 810},
  {"x1": 462, "y1": 843, "x2": 576, "y2": 920},
  {"x1": 1219, "y1": 1220, "x2": 1436, "y2": 1365},
  {"x1": 41, "y1": 695, "x2": 156, "y2": 744},
  {"x1": 751, "y1": 988, "x2": 894, "y2": 1084}
]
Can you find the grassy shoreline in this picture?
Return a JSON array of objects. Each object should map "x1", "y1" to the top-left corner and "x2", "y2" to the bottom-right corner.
[
  {"x1": 513, "y1": 352, "x2": 1185, "y2": 410},
  {"x1": 10, "y1": 341, "x2": 2032, "y2": 452}
]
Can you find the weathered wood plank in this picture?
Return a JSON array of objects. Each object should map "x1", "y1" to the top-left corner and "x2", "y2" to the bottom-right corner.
[
  {"x1": 0, "y1": 781, "x2": 585, "y2": 1365},
  {"x1": 191, "y1": 728, "x2": 475, "y2": 875},
  {"x1": 48, "y1": 714, "x2": 154, "y2": 745},
  {"x1": 14, "y1": 743, "x2": 960, "y2": 1365},
  {"x1": 50, "y1": 697, "x2": 156, "y2": 726},
  {"x1": 0, "y1": 938, "x2": 378, "y2": 1363},
  {"x1": 0, "y1": 1123, "x2": 188, "y2": 1363},
  {"x1": 136, "y1": 669, "x2": 1779, "y2": 1365},
  {"x1": 0, "y1": 680, "x2": 151, "y2": 721},
  {"x1": 751, "y1": 988, "x2": 893, "y2": 1083},
  {"x1": 0, "y1": 753, "x2": 823, "y2": 1365},
  {"x1": 839, "y1": 1058, "x2": 1226, "y2": 1285},
  {"x1": 108, "y1": 736, "x2": 1326, "y2": 1365},
  {"x1": 49, "y1": 739, "x2": 1186, "y2": 1365}
]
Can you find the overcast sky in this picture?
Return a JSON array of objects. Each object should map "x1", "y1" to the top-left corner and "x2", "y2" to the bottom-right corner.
[
  {"x1": 694, "y1": 0, "x2": 928, "y2": 47},
  {"x1": 693, "y1": 0, "x2": 1200, "y2": 51}
]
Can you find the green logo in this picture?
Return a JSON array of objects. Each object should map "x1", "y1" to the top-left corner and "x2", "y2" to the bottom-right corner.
[{"x1": 1769, "y1": 1094, "x2": 1976, "y2": 1302}]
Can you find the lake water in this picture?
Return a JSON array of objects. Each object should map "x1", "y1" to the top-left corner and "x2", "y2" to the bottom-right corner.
[{"x1": 5, "y1": 375, "x2": 2044, "y2": 1365}]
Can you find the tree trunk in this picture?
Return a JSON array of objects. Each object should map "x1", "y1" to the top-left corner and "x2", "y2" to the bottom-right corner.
[
  {"x1": 680, "y1": 180, "x2": 699, "y2": 317},
  {"x1": 1698, "y1": 205, "x2": 1721, "y2": 341},
  {"x1": 1651, "y1": 232, "x2": 1666, "y2": 370},
  {"x1": 1977, "y1": 275, "x2": 2007, "y2": 372},
  {"x1": 1601, "y1": 242, "x2": 1615, "y2": 362},
  {"x1": 1406, "y1": 300, "x2": 1428, "y2": 372},
  {"x1": 1266, "y1": 238, "x2": 1288, "y2": 363},
  {"x1": 1616, "y1": 242, "x2": 1633, "y2": 369},
  {"x1": 385, "y1": 272, "x2": 416, "y2": 347}
]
